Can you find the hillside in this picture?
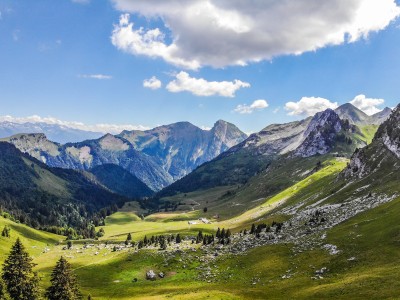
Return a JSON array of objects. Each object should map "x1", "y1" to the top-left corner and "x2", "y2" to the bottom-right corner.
[
  {"x1": 0, "y1": 142, "x2": 128, "y2": 235},
  {"x1": 89, "y1": 164, "x2": 154, "y2": 199}
]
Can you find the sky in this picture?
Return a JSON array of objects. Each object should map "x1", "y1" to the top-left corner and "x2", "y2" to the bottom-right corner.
[{"x1": 0, "y1": 0, "x2": 400, "y2": 134}]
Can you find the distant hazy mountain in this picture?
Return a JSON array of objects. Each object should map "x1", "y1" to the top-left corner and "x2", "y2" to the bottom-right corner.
[
  {"x1": 1, "y1": 120, "x2": 247, "y2": 191},
  {"x1": 334, "y1": 103, "x2": 391, "y2": 126},
  {"x1": 0, "y1": 121, "x2": 103, "y2": 143},
  {"x1": 118, "y1": 120, "x2": 247, "y2": 180}
]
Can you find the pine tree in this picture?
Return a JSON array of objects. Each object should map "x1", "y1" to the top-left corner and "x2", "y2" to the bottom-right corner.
[
  {"x1": 46, "y1": 256, "x2": 82, "y2": 300},
  {"x1": 1, "y1": 225, "x2": 10, "y2": 238},
  {"x1": 225, "y1": 229, "x2": 231, "y2": 238},
  {"x1": 0, "y1": 278, "x2": 4, "y2": 300},
  {"x1": 216, "y1": 228, "x2": 221, "y2": 239},
  {"x1": 175, "y1": 234, "x2": 181, "y2": 244},
  {"x1": 87, "y1": 295, "x2": 92, "y2": 300},
  {"x1": 127, "y1": 233, "x2": 132, "y2": 241},
  {"x1": 1, "y1": 238, "x2": 40, "y2": 300},
  {"x1": 250, "y1": 224, "x2": 256, "y2": 234}
]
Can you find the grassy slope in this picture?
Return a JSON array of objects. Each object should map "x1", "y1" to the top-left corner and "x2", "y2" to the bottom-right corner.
[{"x1": 1, "y1": 150, "x2": 400, "y2": 299}]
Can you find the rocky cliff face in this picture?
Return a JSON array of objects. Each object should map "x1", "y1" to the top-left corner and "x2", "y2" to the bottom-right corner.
[
  {"x1": 1, "y1": 120, "x2": 247, "y2": 190},
  {"x1": 343, "y1": 104, "x2": 400, "y2": 179},
  {"x1": 225, "y1": 118, "x2": 312, "y2": 157},
  {"x1": 375, "y1": 105, "x2": 400, "y2": 158},
  {"x1": 293, "y1": 109, "x2": 349, "y2": 157}
]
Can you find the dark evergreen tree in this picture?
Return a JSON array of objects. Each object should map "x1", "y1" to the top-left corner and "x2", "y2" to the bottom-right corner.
[
  {"x1": 127, "y1": 233, "x2": 132, "y2": 241},
  {"x1": 225, "y1": 229, "x2": 231, "y2": 238},
  {"x1": 220, "y1": 229, "x2": 225, "y2": 239},
  {"x1": 1, "y1": 225, "x2": 10, "y2": 238},
  {"x1": 0, "y1": 278, "x2": 4, "y2": 299},
  {"x1": 1, "y1": 238, "x2": 40, "y2": 300},
  {"x1": 250, "y1": 224, "x2": 256, "y2": 234},
  {"x1": 46, "y1": 256, "x2": 82, "y2": 300},
  {"x1": 216, "y1": 228, "x2": 221, "y2": 239},
  {"x1": 176, "y1": 234, "x2": 181, "y2": 243},
  {"x1": 87, "y1": 295, "x2": 92, "y2": 300}
]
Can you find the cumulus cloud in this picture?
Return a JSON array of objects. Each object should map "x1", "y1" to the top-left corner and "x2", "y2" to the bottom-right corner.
[
  {"x1": 0, "y1": 115, "x2": 150, "y2": 134},
  {"x1": 166, "y1": 71, "x2": 250, "y2": 97},
  {"x1": 234, "y1": 99, "x2": 269, "y2": 114},
  {"x1": 285, "y1": 97, "x2": 338, "y2": 116},
  {"x1": 143, "y1": 76, "x2": 162, "y2": 90},
  {"x1": 111, "y1": 14, "x2": 200, "y2": 69},
  {"x1": 111, "y1": 0, "x2": 400, "y2": 68},
  {"x1": 350, "y1": 94, "x2": 385, "y2": 115},
  {"x1": 79, "y1": 74, "x2": 112, "y2": 80}
]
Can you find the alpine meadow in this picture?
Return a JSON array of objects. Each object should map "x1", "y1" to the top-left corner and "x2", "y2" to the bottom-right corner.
[{"x1": 1, "y1": 1, "x2": 400, "y2": 299}]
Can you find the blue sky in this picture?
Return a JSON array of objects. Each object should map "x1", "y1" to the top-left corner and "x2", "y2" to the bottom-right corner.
[{"x1": 1, "y1": 0, "x2": 400, "y2": 134}]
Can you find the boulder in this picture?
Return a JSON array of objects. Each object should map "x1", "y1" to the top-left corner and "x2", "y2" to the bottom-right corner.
[
  {"x1": 146, "y1": 270, "x2": 156, "y2": 281},
  {"x1": 158, "y1": 272, "x2": 165, "y2": 278}
]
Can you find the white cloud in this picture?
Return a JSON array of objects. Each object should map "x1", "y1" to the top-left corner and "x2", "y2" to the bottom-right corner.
[
  {"x1": 350, "y1": 94, "x2": 385, "y2": 115},
  {"x1": 143, "y1": 76, "x2": 162, "y2": 90},
  {"x1": 166, "y1": 71, "x2": 250, "y2": 97},
  {"x1": 79, "y1": 74, "x2": 112, "y2": 80},
  {"x1": 111, "y1": 14, "x2": 200, "y2": 69},
  {"x1": 234, "y1": 99, "x2": 269, "y2": 114},
  {"x1": 0, "y1": 115, "x2": 150, "y2": 134},
  {"x1": 285, "y1": 97, "x2": 338, "y2": 116},
  {"x1": 200, "y1": 125, "x2": 212, "y2": 131},
  {"x1": 111, "y1": 0, "x2": 400, "y2": 68},
  {"x1": 273, "y1": 107, "x2": 280, "y2": 114}
]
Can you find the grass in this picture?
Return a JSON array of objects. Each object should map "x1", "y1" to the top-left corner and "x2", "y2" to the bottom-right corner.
[{"x1": 1, "y1": 152, "x2": 400, "y2": 299}]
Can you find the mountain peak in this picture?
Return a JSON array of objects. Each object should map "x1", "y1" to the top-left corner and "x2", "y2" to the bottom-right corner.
[
  {"x1": 294, "y1": 109, "x2": 344, "y2": 157},
  {"x1": 335, "y1": 103, "x2": 369, "y2": 125}
]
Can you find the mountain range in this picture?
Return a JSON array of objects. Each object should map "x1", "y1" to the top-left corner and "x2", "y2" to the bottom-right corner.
[
  {"x1": 0, "y1": 120, "x2": 247, "y2": 191},
  {"x1": 156, "y1": 103, "x2": 391, "y2": 199},
  {"x1": 0, "y1": 121, "x2": 103, "y2": 144}
]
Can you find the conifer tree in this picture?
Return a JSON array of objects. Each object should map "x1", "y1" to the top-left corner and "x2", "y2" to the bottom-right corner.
[
  {"x1": 1, "y1": 238, "x2": 40, "y2": 300},
  {"x1": 176, "y1": 234, "x2": 181, "y2": 243},
  {"x1": 46, "y1": 256, "x2": 82, "y2": 300},
  {"x1": 0, "y1": 278, "x2": 4, "y2": 300},
  {"x1": 127, "y1": 233, "x2": 132, "y2": 241},
  {"x1": 1, "y1": 225, "x2": 10, "y2": 238},
  {"x1": 216, "y1": 228, "x2": 221, "y2": 239},
  {"x1": 250, "y1": 224, "x2": 256, "y2": 234}
]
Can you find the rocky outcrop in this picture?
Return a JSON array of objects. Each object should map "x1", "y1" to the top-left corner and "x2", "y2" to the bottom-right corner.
[
  {"x1": 343, "y1": 104, "x2": 400, "y2": 179},
  {"x1": 375, "y1": 105, "x2": 400, "y2": 158},
  {"x1": 294, "y1": 109, "x2": 347, "y2": 157}
]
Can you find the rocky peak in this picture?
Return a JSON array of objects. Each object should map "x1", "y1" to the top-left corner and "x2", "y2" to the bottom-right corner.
[
  {"x1": 370, "y1": 107, "x2": 393, "y2": 125},
  {"x1": 294, "y1": 109, "x2": 344, "y2": 157},
  {"x1": 374, "y1": 104, "x2": 400, "y2": 158},
  {"x1": 335, "y1": 103, "x2": 369, "y2": 125}
]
